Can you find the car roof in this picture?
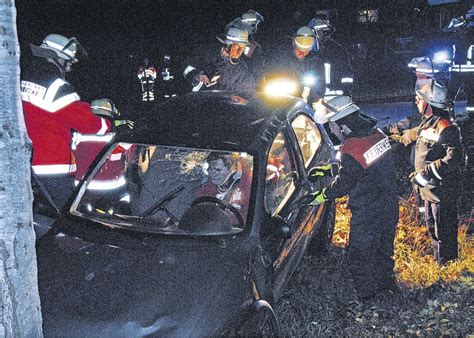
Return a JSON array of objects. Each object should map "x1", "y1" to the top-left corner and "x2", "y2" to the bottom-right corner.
[{"x1": 119, "y1": 91, "x2": 310, "y2": 153}]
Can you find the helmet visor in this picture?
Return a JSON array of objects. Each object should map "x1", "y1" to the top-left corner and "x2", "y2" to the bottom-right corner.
[{"x1": 294, "y1": 35, "x2": 316, "y2": 52}]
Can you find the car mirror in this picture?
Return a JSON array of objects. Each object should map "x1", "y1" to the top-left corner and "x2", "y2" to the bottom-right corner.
[{"x1": 269, "y1": 215, "x2": 291, "y2": 239}]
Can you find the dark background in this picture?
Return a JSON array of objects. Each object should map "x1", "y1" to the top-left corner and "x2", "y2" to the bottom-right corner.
[{"x1": 15, "y1": 0, "x2": 473, "y2": 117}]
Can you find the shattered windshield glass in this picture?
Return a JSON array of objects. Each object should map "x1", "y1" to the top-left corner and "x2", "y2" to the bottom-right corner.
[{"x1": 70, "y1": 143, "x2": 254, "y2": 235}]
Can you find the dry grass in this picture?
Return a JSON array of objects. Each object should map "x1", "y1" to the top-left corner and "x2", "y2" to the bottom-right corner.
[
  {"x1": 276, "y1": 195, "x2": 474, "y2": 336},
  {"x1": 332, "y1": 194, "x2": 474, "y2": 289}
]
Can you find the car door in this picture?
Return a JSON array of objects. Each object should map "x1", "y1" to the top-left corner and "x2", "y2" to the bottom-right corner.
[{"x1": 264, "y1": 113, "x2": 332, "y2": 297}]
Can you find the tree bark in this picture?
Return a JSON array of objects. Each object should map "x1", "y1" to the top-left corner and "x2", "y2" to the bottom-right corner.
[{"x1": 0, "y1": 0, "x2": 43, "y2": 336}]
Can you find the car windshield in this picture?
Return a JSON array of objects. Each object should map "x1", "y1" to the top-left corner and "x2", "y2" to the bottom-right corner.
[{"x1": 70, "y1": 143, "x2": 254, "y2": 236}]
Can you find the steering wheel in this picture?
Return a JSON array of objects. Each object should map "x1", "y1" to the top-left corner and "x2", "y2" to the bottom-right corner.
[{"x1": 191, "y1": 196, "x2": 245, "y2": 229}]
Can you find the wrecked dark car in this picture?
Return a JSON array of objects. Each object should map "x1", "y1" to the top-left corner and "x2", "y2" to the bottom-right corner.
[{"x1": 36, "y1": 91, "x2": 336, "y2": 336}]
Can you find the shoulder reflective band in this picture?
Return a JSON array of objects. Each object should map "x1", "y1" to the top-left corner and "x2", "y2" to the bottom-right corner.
[
  {"x1": 419, "y1": 129, "x2": 440, "y2": 142},
  {"x1": 21, "y1": 79, "x2": 80, "y2": 112},
  {"x1": 363, "y1": 137, "x2": 391, "y2": 165}
]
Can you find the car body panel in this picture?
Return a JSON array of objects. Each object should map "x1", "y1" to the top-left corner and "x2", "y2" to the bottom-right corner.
[{"x1": 36, "y1": 91, "x2": 336, "y2": 336}]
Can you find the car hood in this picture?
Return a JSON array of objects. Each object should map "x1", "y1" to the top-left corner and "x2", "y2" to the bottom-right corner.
[{"x1": 37, "y1": 233, "x2": 253, "y2": 337}]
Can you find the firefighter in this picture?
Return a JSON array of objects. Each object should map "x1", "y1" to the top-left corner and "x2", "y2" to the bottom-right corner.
[
  {"x1": 395, "y1": 80, "x2": 463, "y2": 264},
  {"x1": 266, "y1": 26, "x2": 325, "y2": 108},
  {"x1": 306, "y1": 96, "x2": 399, "y2": 300},
  {"x1": 73, "y1": 99, "x2": 133, "y2": 184},
  {"x1": 226, "y1": 9, "x2": 265, "y2": 79},
  {"x1": 137, "y1": 57, "x2": 157, "y2": 102},
  {"x1": 308, "y1": 17, "x2": 354, "y2": 98},
  {"x1": 157, "y1": 54, "x2": 181, "y2": 101},
  {"x1": 182, "y1": 27, "x2": 256, "y2": 92},
  {"x1": 444, "y1": 5, "x2": 474, "y2": 212},
  {"x1": 21, "y1": 34, "x2": 113, "y2": 208}
]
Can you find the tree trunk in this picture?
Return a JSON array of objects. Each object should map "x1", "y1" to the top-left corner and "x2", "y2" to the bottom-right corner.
[{"x1": 0, "y1": 0, "x2": 43, "y2": 336}]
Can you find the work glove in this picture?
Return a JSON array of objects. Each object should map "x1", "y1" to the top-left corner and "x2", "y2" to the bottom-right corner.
[
  {"x1": 409, "y1": 171, "x2": 432, "y2": 188},
  {"x1": 300, "y1": 187, "x2": 328, "y2": 207},
  {"x1": 114, "y1": 119, "x2": 134, "y2": 129},
  {"x1": 308, "y1": 164, "x2": 337, "y2": 182}
]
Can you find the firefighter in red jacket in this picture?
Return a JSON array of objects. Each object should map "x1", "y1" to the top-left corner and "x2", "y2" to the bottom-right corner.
[
  {"x1": 396, "y1": 80, "x2": 463, "y2": 264},
  {"x1": 306, "y1": 96, "x2": 399, "y2": 300},
  {"x1": 21, "y1": 34, "x2": 113, "y2": 208}
]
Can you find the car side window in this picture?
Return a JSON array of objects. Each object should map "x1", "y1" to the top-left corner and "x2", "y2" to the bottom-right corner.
[
  {"x1": 264, "y1": 132, "x2": 296, "y2": 215},
  {"x1": 290, "y1": 114, "x2": 322, "y2": 168}
]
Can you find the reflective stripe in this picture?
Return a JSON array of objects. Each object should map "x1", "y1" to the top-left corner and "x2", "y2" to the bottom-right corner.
[
  {"x1": 227, "y1": 35, "x2": 248, "y2": 44},
  {"x1": 313, "y1": 23, "x2": 328, "y2": 29},
  {"x1": 86, "y1": 176, "x2": 126, "y2": 190},
  {"x1": 363, "y1": 137, "x2": 391, "y2": 164},
  {"x1": 324, "y1": 63, "x2": 331, "y2": 85},
  {"x1": 73, "y1": 133, "x2": 113, "y2": 145},
  {"x1": 109, "y1": 153, "x2": 123, "y2": 161},
  {"x1": 97, "y1": 117, "x2": 109, "y2": 135},
  {"x1": 450, "y1": 64, "x2": 474, "y2": 72},
  {"x1": 429, "y1": 162, "x2": 443, "y2": 180},
  {"x1": 120, "y1": 194, "x2": 131, "y2": 202},
  {"x1": 419, "y1": 206, "x2": 425, "y2": 213},
  {"x1": 468, "y1": 45, "x2": 473, "y2": 65},
  {"x1": 33, "y1": 164, "x2": 76, "y2": 175},
  {"x1": 183, "y1": 65, "x2": 196, "y2": 76},
  {"x1": 341, "y1": 77, "x2": 353, "y2": 83},
  {"x1": 419, "y1": 129, "x2": 440, "y2": 142},
  {"x1": 415, "y1": 67, "x2": 439, "y2": 74},
  {"x1": 21, "y1": 79, "x2": 80, "y2": 112},
  {"x1": 414, "y1": 173, "x2": 428, "y2": 187},
  {"x1": 466, "y1": 106, "x2": 474, "y2": 112}
]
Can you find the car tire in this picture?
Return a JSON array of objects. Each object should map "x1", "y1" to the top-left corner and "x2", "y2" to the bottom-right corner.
[{"x1": 307, "y1": 201, "x2": 336, "y2": 256}]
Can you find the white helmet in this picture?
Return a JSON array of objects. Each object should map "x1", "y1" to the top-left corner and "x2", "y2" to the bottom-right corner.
[
  {"x1": 30, "y1": 34, "x2": 86, "y2": 62},
  {"x1": 90, "y1": 99, "x2": 120, "y2": 119},
  {"x1": 240, "y1": 10, "x2": 264, "y2": 35},
  {"x1": 216, "y1": 27, "x2": 250, "y2": 46},
  {"x1": 308, "y1": 18, "x2": 335, "y2": 48},
  {"x1": 313, "y1": 96, "x2": 360, "y2": 123},
  {"x1": 293, "y1": 26, "x2": 317, "y2": 53},
  {"x1": 415, "y1": 79, "x2": 447, "y2": 109}
]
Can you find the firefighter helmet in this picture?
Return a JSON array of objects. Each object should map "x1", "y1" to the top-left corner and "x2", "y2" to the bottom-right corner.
[
  {"x1": 216, "y1": 27, "x2": 250, "y2": 46},
  {"x1": 90, "y1": 99, "x2": 120, "y2": 119},
  {"x1": 415, "y1": 80, "x2": 447, "y2": 109},
  {"x1": 240, "y1": 10, "x2": 264, "y2": 35},
  {"x1": 308, "y1": 18, "x2": 335, "y2": 48},
  {"x1": 30, "y1": 34, "x2": 87, "y2": 62},
  {"x1": 293, "y1": 26, "x2": 317, "y2": 53},
  {"x1": 315, "y1": 95, "x2": 360, "y2": 123}
]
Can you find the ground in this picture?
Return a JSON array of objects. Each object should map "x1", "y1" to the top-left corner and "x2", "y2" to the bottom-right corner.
[
  {"x1": 276, "y1": 198, "x2": 474, "y2": 336},
  {"x1": 277, "y1": 248, "x2": 473, "y2": 336}
]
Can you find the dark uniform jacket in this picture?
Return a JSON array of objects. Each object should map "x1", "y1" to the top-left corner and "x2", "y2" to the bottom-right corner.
[
  {"x1": 326, "y1": 128, "x2": 398, "y2": 219},
  {"x1": 183, "y1": 44, "x2": 256, "y2": 93},
  {"x1": 414, "y1": 114, "x2": 463, "y2": 202},
  {"x1": 266, "y1": 48, "x2": 325, "y2": 104},
  {"x1": 242, "y1": 39, "x2": 265, "y2": 80}
]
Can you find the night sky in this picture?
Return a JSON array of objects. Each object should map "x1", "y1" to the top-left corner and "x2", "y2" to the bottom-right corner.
[{"x1": 15, "y1": 0, "x2": 472, "y2": 115}]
